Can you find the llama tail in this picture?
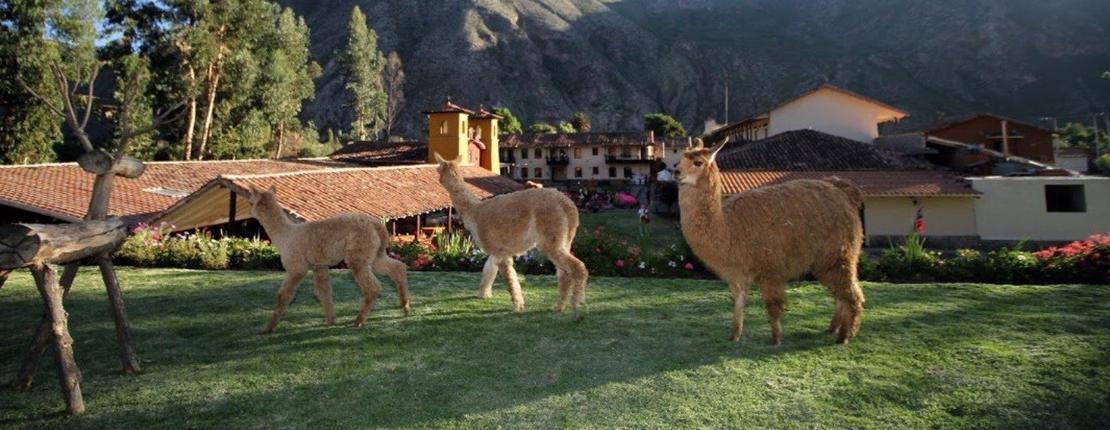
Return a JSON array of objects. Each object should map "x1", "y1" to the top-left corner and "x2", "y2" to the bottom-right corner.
[
  {"x1": 372, "y1": 220, "x2": 392, "y2": 258},
  {"x1": 824, "y1": 176, "x2": 863, "y2": 208}
]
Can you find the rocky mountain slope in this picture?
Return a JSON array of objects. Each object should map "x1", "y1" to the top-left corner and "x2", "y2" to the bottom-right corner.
[{"x1": 280, "y1": 0, "x2": 1110, "y2": 137}]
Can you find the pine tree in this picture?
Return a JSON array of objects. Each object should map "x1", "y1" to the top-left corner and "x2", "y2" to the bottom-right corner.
[
  {"x1": 341, "y1": 6, "x2": 386, "y2": 140},
  {"x1": 258, "y1": 8, "x2": 321, "y2": 157}
]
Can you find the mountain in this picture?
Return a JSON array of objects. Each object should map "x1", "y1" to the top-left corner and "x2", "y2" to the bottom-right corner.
[{"x1": 279, "y1": 0, "x2": 1110, "y2": 137}]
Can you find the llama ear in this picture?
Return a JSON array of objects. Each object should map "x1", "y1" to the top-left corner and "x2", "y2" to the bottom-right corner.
[
  {"x1": 267, "y1": 185, "x2": 277, "y2": 195},
  {"x1": 693, "y1": 138, "x2": 704, "y2": 149},
  {"x1": 433, "y1": 152, "x2": 446, "y2": 164},
  {"x1": 707, "y1": 139, "x2": 728, "y2": 164},
  {"x1": 454, "y1": 152, "x2": 465, "y2": 164}
]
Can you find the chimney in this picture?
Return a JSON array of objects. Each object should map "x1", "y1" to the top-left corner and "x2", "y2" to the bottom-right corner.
[
  {"x1": 1001, "y1": 120, "x2": 1010, "y2": 157},
  {"x1": 647, "y1": 130, "x2": 654, "y2": 143}
]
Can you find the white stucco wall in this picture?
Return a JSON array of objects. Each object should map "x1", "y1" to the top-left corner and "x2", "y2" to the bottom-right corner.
[
  {"x1": 970, "y1": 176, "x2": 1110, "y2": 241},
  {"x1": 504, "y1": 146, "x2": 653, "y2": 181},
  {"x1": 1055, "y1": 155, "x2": 1089, "y2": 173},
  {"x1": 767, "y1": 89, "x2": 892, "y2": 142},
  {"x1": 863, "y1": 196, "x2": 978, "y2": 238}
]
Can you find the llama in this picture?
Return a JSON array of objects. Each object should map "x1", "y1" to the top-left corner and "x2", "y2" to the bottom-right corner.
[
  {"x1": 245, "y1": 185, "x2": 410, "y2": 334},
  {"x1": 434, "y1": 154, "x2": 587, "y2": 312},
  {"x1": 675, "y1": 141, "x2": 865, "y2": 345}
]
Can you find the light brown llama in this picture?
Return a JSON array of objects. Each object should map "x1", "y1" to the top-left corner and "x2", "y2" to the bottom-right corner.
[
  {"x1": 244, "y1": 185, "x2": 410, "y2": 334},
  {"x1": 675, "y1": 142, "x2": 865, "y2": 345},
  {"x1": 434, "y1": 154, "x2": 587, "y2": 312}
]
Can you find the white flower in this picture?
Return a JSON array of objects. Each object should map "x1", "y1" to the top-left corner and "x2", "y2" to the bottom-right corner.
[
  {"x1": 668, "y1": 261, "x2": 677, "y2": 267},
  {"x1": 638, "y1": 261, "x2": 646, "y2": 269}
]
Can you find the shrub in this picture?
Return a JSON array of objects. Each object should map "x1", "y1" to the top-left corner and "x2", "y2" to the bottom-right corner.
[
  {"x1": 983, "y1": 244, "x2": 1040, "y2": 284},
  {"x1": 1034, "y1": 234, "x2": 1110, "y2": 284},
  {"x1": 226, "y1": 236, "x2": 282, "y2": 270},
  {"x1": 1095, "y1": 153, "x2": 1110, "y2": 173},
  {"x1": 938, "y1": 249, "x2": 985, "y2": 282},
  {"x1": 877, "y1": 233, "x2": 940, "y2": 281}
]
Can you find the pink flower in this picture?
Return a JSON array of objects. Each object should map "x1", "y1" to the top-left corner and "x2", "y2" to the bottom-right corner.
[
  {"x1": 615, "y1": 259, "x2": 625, "y2": 268},
  {"x1": 684, "y1": 262, "x2": 694, "y2": 270}
]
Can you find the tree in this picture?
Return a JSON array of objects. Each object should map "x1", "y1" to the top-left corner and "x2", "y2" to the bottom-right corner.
[
  {"x1": 1055, "y1": 122, "x2": 1108, "y2": 149},
  {"x1": 493, "y1": 107, "x2": 522, "y2": 134},
  {"x1": 569, "y1": 111, "x2": 591, "y2": 132},
  {"x1": 341, "y1": 6, "x2": 386, "y2": 140},
  {"x1": 529, "y1": 123, "x2": 557, "y2": 134},
  {"x1": 557, "y1": 121, "x2": 576, "y2": 134},
  {"x1": 644, "y1": 113, "x2": 686, "y2": 138},
  {"x1": 0, "y1": 0, "x2": 64, "y2": 164},
  {"x1": 258, "y1": 8, "x2": 320, "y2": 158},
  {"x1": 382, "y1": 51, "x2": 405, "y2": 138}
]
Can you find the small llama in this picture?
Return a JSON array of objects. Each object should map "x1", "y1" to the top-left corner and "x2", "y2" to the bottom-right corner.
[
  {"x1": 244, "y1": 185, "x2": 409, "y2": 334},
  {"x1": 434, "y1": 154, "x2": 588, "y2": 312}
]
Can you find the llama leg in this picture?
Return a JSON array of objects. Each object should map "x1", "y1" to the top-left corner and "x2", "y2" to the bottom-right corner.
[
  {"x1": 760, "y1": 282, "x2": 787, "y2": 345},
  {"x1": 497, "y1": 258, "x2": 524, "y2": 312},
  {"x1": 351, "y1": 266, "x2": 383, "y2": 328},
  {"x1": 477, "y1": 257, "x2": 498, "y2": 299},
  {"x1": 313, "y1": 267, "x2": 335, "y2": 326},
  {"x1": 543, "y1": 246, "x2": 588, "y2": 311},
  {"x1": 553, "y1": 268, "x2": 570, "y2": 312},
  {"x1": 374, "y1": 256, "x2": 410, "y2": 317},
  {"x1": 728, "y1": 283, "x2": 748, "y2": 342},
  {"x1": 262, "y1": 271, "x2": 306, "y2": 334},
  {"x1": 817, "y1": 264, "x2": 866, "y2": 344}
]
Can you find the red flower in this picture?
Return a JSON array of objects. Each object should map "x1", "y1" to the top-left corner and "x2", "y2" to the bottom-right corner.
[
  {"x1": 684, "y1": 262, "x2": 694, "y2": 270},
  {"x1": 615, "y1": 259, "x2": 625, "y2": 268}
]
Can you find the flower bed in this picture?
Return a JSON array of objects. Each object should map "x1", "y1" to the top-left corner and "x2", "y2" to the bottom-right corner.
[{"x1": 114, "y1": 223, "x2": 1108, "y2": 284}]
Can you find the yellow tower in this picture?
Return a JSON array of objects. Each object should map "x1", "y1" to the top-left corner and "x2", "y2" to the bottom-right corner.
[
  {"x1": 470, "y1": 108, "x2": 502, "y2": 173},
  {"x1": 423, "y1": 99, "x2": 473, "y2": 164}
]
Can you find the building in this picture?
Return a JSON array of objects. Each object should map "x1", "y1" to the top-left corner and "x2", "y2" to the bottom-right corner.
[
  {"x1": 499, "y1": 132, "x2": 661, "y2": 182},
  {"x1": 969, "y1": 176, "x2": 1110, "y2": 242},
  {"x1": 882, "y1": 113, "x2": 1056, "y2": 169},
  {"x1": 713, "y1": 130, "x2": 982, "y2": 246},
  {"x1": 711, "y1": 84, "x2": 909, "y2": 143}
]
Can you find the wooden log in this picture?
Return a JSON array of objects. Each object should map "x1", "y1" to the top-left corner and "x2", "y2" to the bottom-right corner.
[
  {"x1": 0, "y1": 218, "x2": 126, "y2": 270},
  {"x1": 15, "y1": 263, "x2": 80, "y2": 390},
  {"x1": 30, "y1": 264, "x2": 85, "y2": 415},
  {"x1": 76, "y1": 149, "x2": 145, "y2": 179},
  {"x1": 0, "y1": 269, "x2": 9, "y2": 290},
  {"x1": 97, "y1": 256, "x2": 141, "y2": 374}
]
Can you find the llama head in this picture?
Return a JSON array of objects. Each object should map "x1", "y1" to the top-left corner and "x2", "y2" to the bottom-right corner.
[
  {"x1": 433, "y1": 152, "x2": 465, "y2": 186},
  {"x1": 245, "y1": 184, "x2": 279, "y2": 216},
  {"x1": 675, "y1": 139, "x2": 726, "y2": 186}
]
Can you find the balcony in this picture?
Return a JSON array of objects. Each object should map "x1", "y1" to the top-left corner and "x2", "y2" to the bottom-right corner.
[
  {"x1": 605, "y1": 155, "x2": 653, "y2": 163},
  {"x1": 546, "y1": 155, "x2": 570, "y2": 166}
]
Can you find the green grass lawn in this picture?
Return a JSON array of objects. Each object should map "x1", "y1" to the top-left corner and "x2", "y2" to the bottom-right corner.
[
  {"x1": 1, "y1": 268, "x2": 1108, "y2": 429},
  {"x1": 578, "y1": 210, "x2": 684, "y2": 257}
]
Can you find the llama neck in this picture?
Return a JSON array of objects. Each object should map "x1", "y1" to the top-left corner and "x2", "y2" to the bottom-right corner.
[
  {"x1": 443, "y1": 175, "x2": 480, "y2": 214},
  {"x1": 679, "y1": 169, "x2": 727, "y2": 249},
  {"x1": 254, "y1": 203, "x2": 293, "y2": 242}
]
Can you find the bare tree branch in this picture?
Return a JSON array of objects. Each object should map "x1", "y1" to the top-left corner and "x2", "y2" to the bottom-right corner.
[
  {"x1": 15, "y1": 77, "x2": 66, "y2": 118},
  {"x1": 79, "y1": 62, "x2": 100, "y2": 130}
]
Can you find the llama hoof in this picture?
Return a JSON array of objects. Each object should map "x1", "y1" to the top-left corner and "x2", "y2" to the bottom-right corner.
[
  {"x1": 260, "y1": 328, "x2": 274, "y2": 335},
  {"x1": 513, "y1": 305, "x2": 525, "y2": 313},
  {"x1": 402, "y1": 305, "x2": 410, "y2": 317},
  {"x1": 552, "y1": 304, "x2": 565, "y2": 313},
  {"x1": 477, "y1": 292, "x2": 492, "y2": 299},
  {"x1": 770, "y1": 339, "x2": 782, "y2": 346},
  {"x1": 836, "y1": 336, "x2": 850, "y2": 345}
]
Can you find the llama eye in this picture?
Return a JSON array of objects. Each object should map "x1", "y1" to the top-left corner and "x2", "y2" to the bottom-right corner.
[{"x1": 693, "y1": 161, "x2": 704, "y2": 167}]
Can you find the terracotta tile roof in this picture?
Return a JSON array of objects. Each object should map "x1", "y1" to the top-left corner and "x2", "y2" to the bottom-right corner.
[
  {"x1": 0, "y1": 159, "x2": 345, "y2": 222},
  {"x1": 330, "y1": 140, "x2": 428, "y2": 165},
  {"x1": 154, "y1": 165, "x2": 523, "y2": 230},
  {"x1": 500, "y1": 132, "x2": 649, "y2": 148},
  {"x1": 471, "y1": 108, "x2": 503, "y2": 119},
  {"x1": 883, "y1": 112, "x2": 1054, "y2": 135},
  {"x1": 716, "y1": 129, "x2": 933, "y2": 171},
  {"x1": 422, "y1": 99, "x2": 475, "y2": 115},
  {"x1": 719, "y1": 170, "x2": 980, "y2": 197}
]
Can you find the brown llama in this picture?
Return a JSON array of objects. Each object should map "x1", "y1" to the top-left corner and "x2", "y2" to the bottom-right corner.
[
  {"x1": 675, "y1": 141, "x2": 865, "y2": 345},
  {"x1": 245, "y1": 185, "x2": 410, "y2": 334},
  {"x1": 434, "y1": 153, "x2": 588, "y2": 312}
]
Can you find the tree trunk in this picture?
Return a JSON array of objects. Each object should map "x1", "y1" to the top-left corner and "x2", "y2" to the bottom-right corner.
[
  {"x1": 275, "y1": 121, "x2": 284, "y2": 158},
  {"x1": 97, "y1": 256, "x2": 141, "y2": 374},
  {"x1": 183, "y1": 96, "x2": 197, "y2": 161},
  {"x1": 0, "y1": 218, "x2": 127, "y2": 270},
  {"x1": 0, "y1": 269, "x2": 9, "y2": 290},
  {"x1": 197, "y1": 60, "x2": 222, "y2": 161},
  {"x1": 31, "y1": 264, "x2": 85, "y2": 415}
]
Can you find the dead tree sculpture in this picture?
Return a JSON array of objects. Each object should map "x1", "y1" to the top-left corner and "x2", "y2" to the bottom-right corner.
[{"x1": 5, "y1": 61, "x2": 184, "y2": 415}]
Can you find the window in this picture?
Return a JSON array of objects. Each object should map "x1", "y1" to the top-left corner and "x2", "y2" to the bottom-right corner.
[
  {"x1": 609, "y1": 167, "x2": 616, "y2": 178},
  {"x1": 592, "y1": 147, "x2": 599, "y2": 156},
  {"x1": 592, "y1": 166, "x2": 599, "y2": 175},
  {"x1": 534, "y1": 167, "x2": 542, "y2": 178},
  {"x1": 521, "y1": 168, "x2": 528, "y2": 179},
  {"x1": 623, "y1": 167, "x2": 632, "y2": 178},
  {"x1": 1045, "y1": 185, "x2": 1086, "y2": 212},
  {"x1": 575, "y1": 167, "x2": 583, "y2": 178},
  {"x1": 574, "y1": 148, "x2": 582, "y2": 159},
  {"x1": 534, "y1": 148, "x2": 543, "y2": 159},
  {"x1": 439, "y1": 120, "x2": 449, "y2": 135}
]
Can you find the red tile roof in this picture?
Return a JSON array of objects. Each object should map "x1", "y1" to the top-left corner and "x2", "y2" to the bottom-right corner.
[
  {"x1": 154, "y1": 165, "x2": 523, "y2": 230},
  {"x1": 719, "y1": 170, "x2": 980, "y2": 197},
  {"x1": 0, "y1": 159, "x2": 344, "y2": 221}
]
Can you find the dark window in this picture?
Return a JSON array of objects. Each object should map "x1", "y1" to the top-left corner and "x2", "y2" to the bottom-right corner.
[
  {"x1": 534, "y1": 148, "x2": 543, "y2": 159},
  {"x1": 574, "y1": 148, "x2": 582, "y2": 159},
  {"x1": 609, "y1": 167, "x2": 616, "y2": 178},
  {"x1": 1045, "y1": 185, "x2": 1086, "y2": 212},
  {"x1": 574, "y1": 167, "x2": 583, "y2": 178},
  {"x1": 623, "y1": 167, "x2": 632, "y2": 178},
  {"x1": 534, "y1": 167, "x2": 542, "y2": 178},
  {"x1": 592, "y1": 166, "x2": 599, "y2": 175},
  {"x1": 592, "y1": 147, "x2": 599, "y2": 156},
  {"x1": 520, "y1": 168, "x2": 527, "y2": 179}
]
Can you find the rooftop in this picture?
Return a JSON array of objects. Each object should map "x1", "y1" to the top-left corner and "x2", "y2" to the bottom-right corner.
[
  {"x1": 715, "y1": 129, "x2": 933, "y2": 171},
  {"x1": 720, "y1": 170, "x2": 980, "y2": 197}
]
